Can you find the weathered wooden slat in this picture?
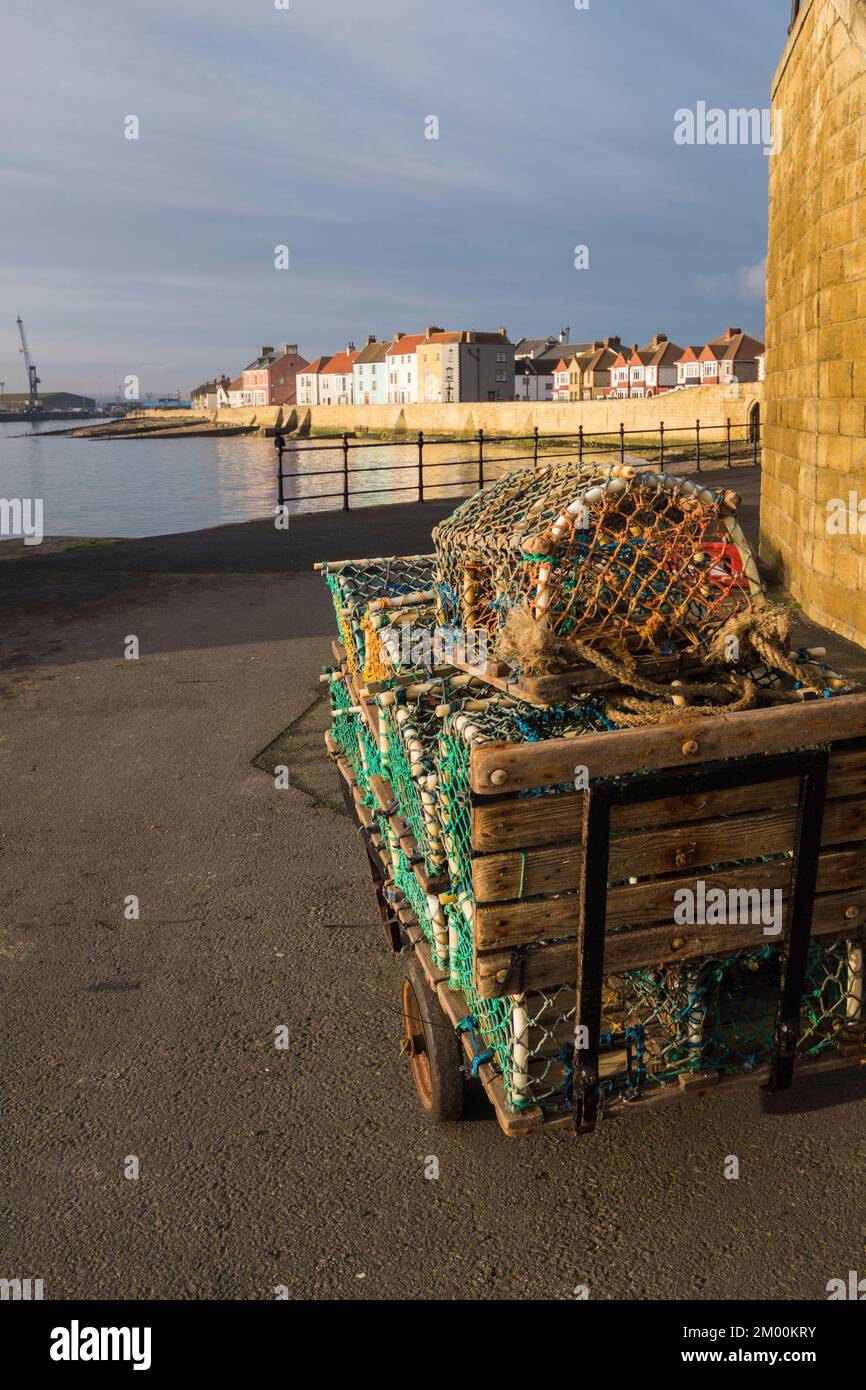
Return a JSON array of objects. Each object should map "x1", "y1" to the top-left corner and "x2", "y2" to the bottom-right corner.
[
  {"x1": 470, "y1": 745, "x2": 866, "y2": 854},
  {"x1": 470, "y1": 693, "x2": 866, "y2": 794},
  {"x1": 474, "y1": 838, "x2": 866, "y2": 916},
  {"x1": 474, "y1": 797, "x2": 866, "y2": 940},
  {"x1": 472, "y1": 803, "x2": 803, "y2": 902},
  {"x1": 449, "y1": 650, "x2": 708, "y2": 705},
  {"x1": 475, "y1": 881, "x2": 866, "y2": 997}
]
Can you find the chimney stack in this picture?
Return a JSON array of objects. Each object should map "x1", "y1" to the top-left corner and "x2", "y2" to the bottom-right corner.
[
  {"x1": 282, "y1": 343, "x2": 298, "y2": 356},
  {"x1": 653, "y1": 333, "x2": 668, "y2": 346},
  {"x1": 498, "y1": 325, "x2": 507, "y2": 337},
  {"x1": 725, "y1": 326, "x2": 742, "y2": 339},
  {"x1": 394, "y1": 331, "x2": 405, "y2": 342},
  {"x1": 261, "y1": 346, "x2": 274, "y2": 357},
  {"x1": 365, "y1": 334, "x2": 377, "y2": 346}
]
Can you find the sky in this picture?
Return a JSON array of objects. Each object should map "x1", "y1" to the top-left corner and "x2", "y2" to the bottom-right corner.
[{"x1": 0, "y1": 0, "x2": 790, "y2": 398}]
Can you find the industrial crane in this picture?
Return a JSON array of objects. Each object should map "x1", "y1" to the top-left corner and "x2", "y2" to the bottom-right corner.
[{"x1": 16, "y1": 316, "x2": 40, "y2": 407}]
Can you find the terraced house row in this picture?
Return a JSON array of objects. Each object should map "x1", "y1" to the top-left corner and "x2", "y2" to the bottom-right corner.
[
  {"x1": 296, "y1": 327, "x2": 516, "y2": 406},
  {"x1": 193, "y1": 324, "x2": 766, "y2": 409},
  {"x1": 551, "y1": 327, "x2": 766, "y2": 402}
]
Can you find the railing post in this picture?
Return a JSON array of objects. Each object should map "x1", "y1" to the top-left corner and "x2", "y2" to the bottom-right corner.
[
  {"x1": 726, "y1": 417, "x2": 732, "y2": 469},
  {"x1": 619, "y1": 422, "x2": 625, "y2": 465},
  {"x1": 417, "y1": 430, "x2": 425, "y2": 502},
  {"x1": 695, "y1": 419, "x2": 701, "y2": 473},
  {"x1": 477, "y1": 428, "x2": 485, "y2": 489},
  {"x1": 277, "y1": 446, "x2": 284, "y2": 507},
  {"x1": 578, "y1": 423, "x2": 584, "y2": 467},
  {"x1": 533, "y1": 425, "x2": 539, "y2": 471},
  {"x1": 659, "y1": 421, "x2": 665, "y2": 470},
  {"x1": 342, "y1": 431, "x2": 350, "y2": 510}
]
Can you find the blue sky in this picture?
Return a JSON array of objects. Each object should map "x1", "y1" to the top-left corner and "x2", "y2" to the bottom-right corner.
[{"x1": 0, "y1": 0, "x2": 790, "y2": 397}]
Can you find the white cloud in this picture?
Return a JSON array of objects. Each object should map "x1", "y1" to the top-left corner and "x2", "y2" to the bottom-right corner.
[{"x1": 736, "y1": 258, "x2": 767, "y2": 299}]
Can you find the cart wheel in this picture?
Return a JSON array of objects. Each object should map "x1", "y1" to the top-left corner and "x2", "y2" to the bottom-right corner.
[{"x1": 400, "y1": 959, "x2": 465, "y2": 1121}]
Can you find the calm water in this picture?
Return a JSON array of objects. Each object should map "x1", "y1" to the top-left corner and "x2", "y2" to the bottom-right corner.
[{"x1": 0, "y1": 419, "x2": 555, "y2": 539}]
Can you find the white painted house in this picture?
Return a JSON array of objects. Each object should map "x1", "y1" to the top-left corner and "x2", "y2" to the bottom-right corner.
[
  {"x1": 318, "y1": 346, "x2": 358, "y2": 406},
  {"x1": 386, "y1": 332, "x2": 426, "y2": 404}
]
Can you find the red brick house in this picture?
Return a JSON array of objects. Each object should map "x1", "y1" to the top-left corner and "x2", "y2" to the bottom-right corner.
[
  {"x1": 676, "y1": 328, "x2": 766, "y2": 388},
  {"x1": 241, "y1": 344, "x2": 309, "y2": 407},
  {"x1": 608, "y1": 334, "x2": 684, "y2": 398}
]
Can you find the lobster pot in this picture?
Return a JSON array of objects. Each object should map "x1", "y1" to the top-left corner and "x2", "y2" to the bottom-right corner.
[
  {"x1": 588, "y1": 938, "x2": 860, "y2": 1104},
  {"x1": 325, "y1": 668, "x2": 380, "y2": 801},
  {"x1": 363, "y1": 594, "x2": 440, "y2": 681},
  {"x1": 374, "y1": 674, "x2": 494, "y2": 873},
  {"x1": 391, "y1": 849, "x2": 449, "y2": 971},
  {"x1": 320, "y1": 555, "x2": 436, "y2": 678},
  {"x1": 436, "y1": 696, "x2": 617, "y2": 900},
  {"x1": 432, "y1": 462, "x2": 763, "y2": 664}
]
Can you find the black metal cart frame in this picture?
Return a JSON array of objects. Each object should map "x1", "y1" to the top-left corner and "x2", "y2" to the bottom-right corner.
[{"x1": 573, "y1": 749, "x2": 830, "y2": 1132}]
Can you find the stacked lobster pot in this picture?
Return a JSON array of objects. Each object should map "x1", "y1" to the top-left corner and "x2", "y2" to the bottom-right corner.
[
  {"x1": 320, "y1": 462, "x2": 865, "y2": 1133},
  {"x1": 320, "y1": 554, "x2": 437, "y2": 682}
]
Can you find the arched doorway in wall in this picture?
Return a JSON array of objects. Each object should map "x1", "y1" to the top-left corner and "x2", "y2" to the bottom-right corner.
[{"x1": 749, "y1": 400, "x2": 761, "y2": 445}]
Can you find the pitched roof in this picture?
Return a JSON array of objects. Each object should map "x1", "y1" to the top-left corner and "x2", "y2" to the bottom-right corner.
[
  {"x1": 555, "y1": 341, "x2": 591, "y2": 358},
  {"x1": 299, "y1": 355, "x2": 332, "y2": 375},
  {"x1": 637, "y1": 336, "x2": 686, "y2": 368},
  {"x1": 228, "y1": 378, "x2": 243, "y2": 393},
  {"x1": 355, "y1": 341, "x2": 390, "y2": 364},
  {"x1": 464, "y1": 330, "x2": 514, "y2": 346},
  {"x1": 243, "y1": 350, "x2": 282, "y2": 370},
  {"x1": 719, "y1": 331, "x2": 766, "y2": 361},
  {"x1": 513, "y1": 337, "x2": 557, "y2": 358},
  {"x1": 693, "y1": 329, "x2": 767, "y2": 364},
  {"x1": 577, "y1": 345, "x2": 621, "y2": 373},
  {"x1": 386, "y1": 333, "x2": 426, "y2": 356},
  {"x1": 517, "y1": 354, "x2": 560, "y2": 376},
  {"x1": 321, "y1": 350, "x2": 358, "y2": 374},
  {"x1": 514, "y1": 337, "x2": 591, "y2": 358}
]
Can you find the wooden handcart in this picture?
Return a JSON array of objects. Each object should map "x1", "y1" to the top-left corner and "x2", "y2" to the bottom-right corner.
[{"x1": 326, "y1": 640, "x2": 866, "y2": 1137}]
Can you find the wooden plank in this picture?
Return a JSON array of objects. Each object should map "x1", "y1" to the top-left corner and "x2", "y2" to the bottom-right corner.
[
  {"x1": 470, "y1": 745, "x2": 866, "y2": 854},
  {"x1": 449, "y1": 650, "x2": 708, "y2": 706},
  {"x1": 473, "y1": 797, "x2": 866, "y2": 939},
  {"x1": 475, "y1": 882, "x2": 866, "y2": 997},
  {"x1": 470, "y1": 692, "x2": 866, "y2": 794},
  {"x1": 474, "y1": 837, "x2": 864, "y2": 913}
]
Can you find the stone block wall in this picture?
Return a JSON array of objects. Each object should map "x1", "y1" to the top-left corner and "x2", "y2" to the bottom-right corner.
[{"x1": 761, "y1": 0, "x2": 866, "y2": 643}]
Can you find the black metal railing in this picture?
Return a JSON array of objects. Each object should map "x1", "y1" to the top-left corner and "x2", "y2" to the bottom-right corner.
[{"x1": 275, "y1": 418, "x2": 761, "y2": 513}]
